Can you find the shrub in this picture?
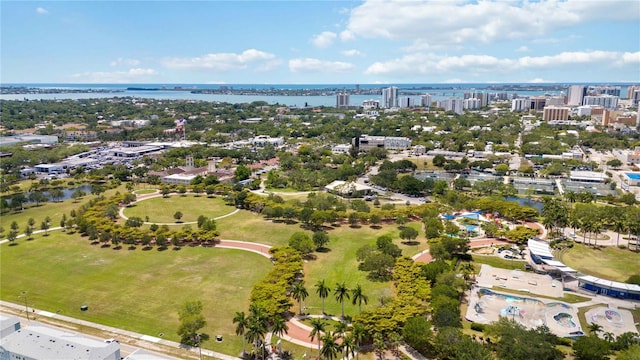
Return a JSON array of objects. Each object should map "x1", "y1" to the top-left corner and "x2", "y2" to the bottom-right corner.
[{"x1": 470, "y1": 322, "x2": 485, "y2": 332}]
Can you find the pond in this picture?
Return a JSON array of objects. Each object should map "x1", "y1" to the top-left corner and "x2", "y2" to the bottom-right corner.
[
  {"x1": 504, "y1": 196, "x2": 543, "y2": 212},
  {"x1": 2, "y1": 184, "x2": 94, "y2": 204}
]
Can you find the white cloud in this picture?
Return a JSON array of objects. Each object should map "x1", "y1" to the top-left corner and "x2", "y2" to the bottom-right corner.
[
  {"x1": 339, "y1": 30, "x2": 355, "y2": 42},
  {"x1": 35, "y1": 7, "x2": 48, "y2": 14},
  {"x1": 289, "y1": 58, "x2": 355, "y2": 73},
  {"x1": 516, "y1": 46, "x2": 530, "y2": 53},
  {"x1": 365, "y1": 50, "x2": 639, "y2": 77},
  {"x1": 70, "y1": 68, "x2": 157, "y2": 83},
  {"x1": 110, "y1": 58, "x2": 141, "y2": 67},
  {"x1": 161, "y1": 49, "x2": 280, "y2": 71},
  {"x1": 341, "y1": 49, "x2": 363, "y2": 57},
  {"x1": 311, "y1": 31, "x2": 337, "y2": 48},
  {"x1": 343, "y1": 0, "x2": 639, "y2": 46},
  {"x1": 529, "y1": 78, "x2": 552, "y2": 83}
]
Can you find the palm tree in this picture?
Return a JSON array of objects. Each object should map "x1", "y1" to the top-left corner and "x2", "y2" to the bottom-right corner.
[
  {"x1": 588, "y1": 322, "x2": 603, "y2": 336},
  {"x1": 351, "y1": 284, "x2": 369, "y2": 313},
  {"x1": 373, "y1": 332, "x2": 386, "y2": 360},
  {"x1": 320, "y1": 332, "x2": 341, "y2": 360},
  {"x1": 614, "y1": 218, "x2": 625, "y2": 247},
  {"x1": 271, "y1": 316, "x2": 289, "y2": 355},
  {"x1": 388, "y1": 332, "x2": 402, "y2": 360},
  {"x1": 334, "y1": 282, "x2": 351, "y2": 318},
  {"x1": 341, "y1": 333, "x2": 356, "y2": 360},
  {"x1": 603, "y1": 331, "x2": 615, "y2": 343},
  {"x1": 459, "y1": 262, "x2": 476, "y2": 282},
  {"x1": 292, "y1": 281, "x2": 309, "y2": 315},
  {"x1": 591, "y1": 221, "x2": 602, "y2": 246},
  {"x1": 352, "y1": 323, "x2": 367, "y2": 360},
  {"x1": 248, "y1": 304, "x2": 269, "y2": 358},
  {"x1": 309, "y1": 319, "x2": 326, "y2": 360},
  {"x1": 315, "y1": 279, "x2": 331, "y2": 315},
  {"x1": 580, "y1": 218, "x2": 591, "y2": 245},
  {"x1": 233, "y1": 311, "x2": 249, "y2": 355}
]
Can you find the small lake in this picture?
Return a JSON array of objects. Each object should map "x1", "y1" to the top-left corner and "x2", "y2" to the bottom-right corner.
[
  {"x1": 504, "y1": 196, "x2": 543, "y2": 212},
  {"x1": 2, "y1": 184, "x2": 94, "y2": 204}
]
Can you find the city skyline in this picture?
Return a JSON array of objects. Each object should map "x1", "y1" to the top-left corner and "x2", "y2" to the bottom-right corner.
[{"x1": 1, "y1": 0, "x2": 639, "y2": 84}]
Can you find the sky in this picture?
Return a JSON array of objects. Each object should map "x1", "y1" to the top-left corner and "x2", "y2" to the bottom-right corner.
[{"x1": 1, "y1": 0, "x2": 639, "y2": 84}]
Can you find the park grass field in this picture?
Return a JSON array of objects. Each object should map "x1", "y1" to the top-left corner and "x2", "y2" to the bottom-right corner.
[
  {"x1": 123, "y1": 195, "x2": 234, "y2": 223},
  {"x1": 556, "y1": 243, "x2": 640, "y2": 282},
  {"x1": 216, "y1": 210, "x2": 309, "y2": 246},
  {"x1": 0, "y1": 232, "x2": 271, "y2": 356},
  {"x1": 300, "y1": 222, "x2": 429, "y2": 317}
]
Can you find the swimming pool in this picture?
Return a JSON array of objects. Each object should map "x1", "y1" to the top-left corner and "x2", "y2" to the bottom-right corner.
[{"x1": 625, "y1": 172, "x2": 640, "y2": 180}]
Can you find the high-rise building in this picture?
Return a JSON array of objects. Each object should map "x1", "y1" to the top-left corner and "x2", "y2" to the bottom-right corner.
[
  {"x1": 588, "y1": 85, "x2": 621, "y2": 97},
  {"x1": 472, "y1": 92, "x2": 489, "y2": 107},
  {"x1": 381, "y1": 86, "x2": 399, "y2": 108},
  {"x1": 399, "y1": 96, "x2": 414, "y2": 108},
  {"x1": 583, "y1": 95, "x2": 619, "y2": 109},
  {"x1": 627, "y1": 85, "x2": 640, "y2": 106},
  {"x1": 439, "y1": 98, "x2": 463, "y2": 115},
  {"x1": 463, "y1": 98, "x2": 481, "y2": 110},
  {"x1": 542, "y1": 106, "x2": 570, "y2": 121},
  {"x1": 511, "y1": 98, "x2": 529, "y2": 112},
  {"x1": 336, "y1": 92, "x2": 350, "y2": 108},
  {"x1": 420, "y1": 94, "x2": 432, "y2": 108},
  {"x1": 567, "y1": 85, "x2": 586, "y2": 106}
]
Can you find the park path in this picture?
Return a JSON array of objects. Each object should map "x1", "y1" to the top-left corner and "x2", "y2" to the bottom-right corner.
[{"x1": 412, "y1": 238, "x2": 510, "y2": 263}]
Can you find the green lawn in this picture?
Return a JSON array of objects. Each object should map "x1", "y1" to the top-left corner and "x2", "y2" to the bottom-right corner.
[
  {"x1": 123, "y1": 195, "x2": 234, "y2": 223},
  {"x1": 300, "y1": 222, "x2": 429, "y2": 318},
  {"x1": 133, "y1": 189, "x2": 158, "y2": 195},
  {"x1": 216, "y1": 210, "x2": 309, "y2": 246},
  {"x1": 555, "y1": 243, "x2": 640, "y2": 282},
  {"x1": 0, "y1": 232, "x2": 271, "y2": 356},
  {"x1": 472, "y1": 254, "x2": 527, "y2": 271}
]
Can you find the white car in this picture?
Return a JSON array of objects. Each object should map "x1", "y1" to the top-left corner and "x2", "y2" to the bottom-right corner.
[{"x1": 104, "y1": 338, "x2": 118, "y2": 344}]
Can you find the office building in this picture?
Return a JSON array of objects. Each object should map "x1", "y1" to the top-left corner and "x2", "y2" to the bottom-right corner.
[
  {"x1": 381, "y1": 86, "x2": 399, "y2": 108},
  {"x1": 629, "y1": 86, "x2": 640, "y2": 106},
  {"x1": 588, "y1": 85, "x2": 621, "y2": 96},
  {"x1": 336, "y1": 92, "x2": 350, "y2": 108},
  {"x1": 583, "y1": 95, "x2": 619, "y2": 109},
  {"x1": 352, "y1": 135, "x2": 411, "y2": 152},
  {"x1": 529, "y1": 96, "x2": 546, "y2": 111},
  {"x1": 567, "y1": 85, "x2": 586, "y2": 106},
  {"x1": 542, "y1": 106, "x2": 570, "y2": 121},
  {"x1": 546, "y1": 96, "x2": 565, "y2": 106}
]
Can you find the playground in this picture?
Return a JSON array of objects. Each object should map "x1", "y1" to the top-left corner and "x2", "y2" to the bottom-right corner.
[
  {"x1": 585, "y1": 307, "x2": 638, "y2": 337},
  {"x1": 466, "y1": 287, "x2": 584, "y2": 338}
]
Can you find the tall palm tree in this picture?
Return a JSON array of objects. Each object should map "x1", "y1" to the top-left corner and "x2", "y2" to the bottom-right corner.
[
  {"x1": 309, "y1": 319, "x2": 326, "y2": 360},
  {"x1": 334, "y1": 282, "x2": 351, "y2": 318},
  {"x1": 614, "y1": 218, "x2": 625, "y2": 247},
  {"x1": 292, "y1": 281, "x2": 309, "y2": 315},
  {"x1": 591, "y1": 221, "x2": 602, "y2": 246},
  {"x1": 459, "y1": 262, "x2": 476, "y2": 282},
  {"x1": 603, "y1": 331, "x2": 615, "y2": 343},
  {"x1": 350, "y1": 284, "x2": 369, "y2": 313},
  {"x1": 233, "y1": 311, "x2": 249, "y2": 355},
  {"x1": 352, "y1": 323, "x2": 367, "y2": 360},
  {"x1": 315, "y1": 279, "x2": 331, "y2": 315},
  {"x1": 341, "y1": 333, "x2": 356, "y2": 360},
  {"x1": 320, "y1": 332, "x2": 341, "y2": 360},
  {"x1": 271, "y1": 315, "x2": 289, "y2": 355},
  {"x1": 580, "y1": 218, "x2": 591, "y2": 245},
  {"x1": 248, "y1": 304, "x2": 269, "y2": 358}
]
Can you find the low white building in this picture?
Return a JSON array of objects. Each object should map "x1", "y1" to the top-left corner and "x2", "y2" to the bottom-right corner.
[
  {"x1": 252, "y1": 135, "x2": 284, "y2": 147},
  {"x1": 0, "y1": 322, "x2": 120, "y2": 360}
]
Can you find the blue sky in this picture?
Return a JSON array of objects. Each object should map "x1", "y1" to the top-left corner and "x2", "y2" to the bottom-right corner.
[{"x1": 1, "y1": 0, "x2": 639, "y2": 84}]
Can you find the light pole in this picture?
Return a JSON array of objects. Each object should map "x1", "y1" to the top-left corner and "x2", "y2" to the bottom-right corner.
[{"x1": 20, "y1": 291, "x2": 29, "y2": 320}]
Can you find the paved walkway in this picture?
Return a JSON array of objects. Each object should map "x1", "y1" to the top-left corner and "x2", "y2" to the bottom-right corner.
[{"x1": 412, "y1": 238, "x2": 511, "y2": 263}]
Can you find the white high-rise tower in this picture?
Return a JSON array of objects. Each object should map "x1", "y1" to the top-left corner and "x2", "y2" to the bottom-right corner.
[{"x1": 381, "y1": 86, "x2": 399, "y2": 108}]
